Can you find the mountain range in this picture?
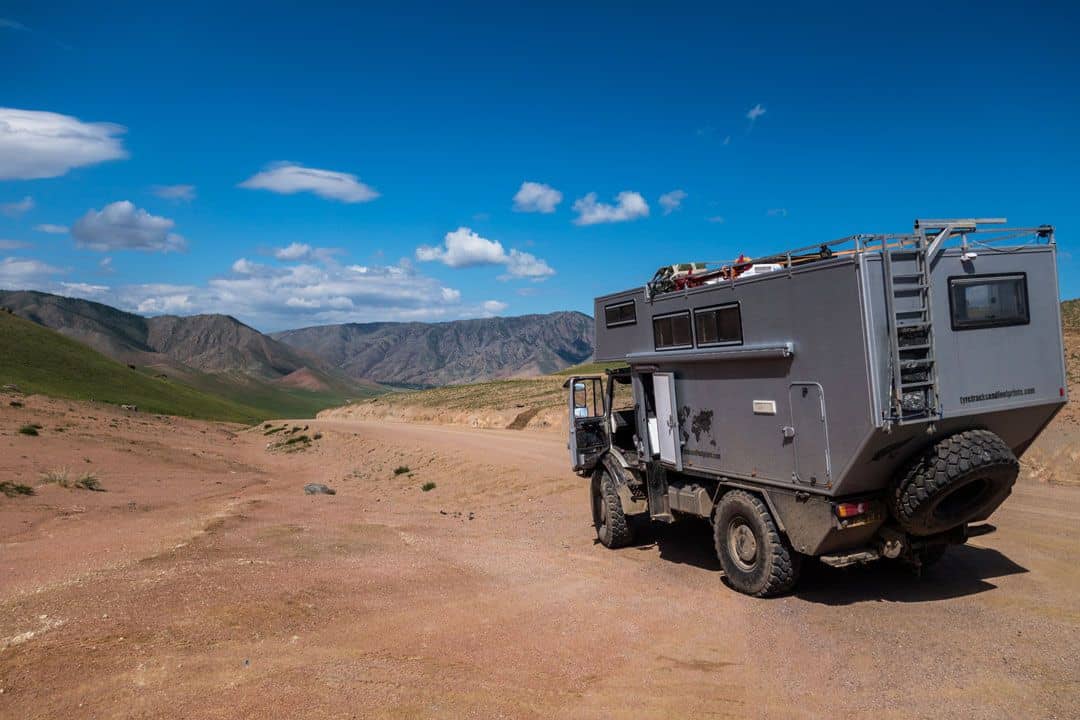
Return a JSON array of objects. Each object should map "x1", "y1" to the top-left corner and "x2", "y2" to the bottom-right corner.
[
  {"x1": 0, "y1": 289, "x2": 595, "y2": 408},
  {"x1": 272, "y1": 312, "x2": 594, "y2": 387}
]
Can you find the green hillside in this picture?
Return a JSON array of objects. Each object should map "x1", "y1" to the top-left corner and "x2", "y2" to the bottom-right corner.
[
  {"x1": 0, "y1": 310, "x2": 270, "y2": 423},
  {"x1": 551, "y1": 360, "x2": 627, "y2": 376},
  {"x1": 175, "y1": 368, "x2": 380, "y2": 419}
]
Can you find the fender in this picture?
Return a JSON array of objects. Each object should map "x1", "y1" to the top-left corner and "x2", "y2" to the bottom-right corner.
[{"x1": 598, "y1": 453, "x2": 648, "y2": 515}]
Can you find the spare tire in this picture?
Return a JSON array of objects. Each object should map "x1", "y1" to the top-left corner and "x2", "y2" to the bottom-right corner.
[{"x1": 891, "y1": 429, "x2": 1018, "y2": 536}]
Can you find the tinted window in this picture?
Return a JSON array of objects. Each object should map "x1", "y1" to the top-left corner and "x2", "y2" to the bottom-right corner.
[
  {"x1": 653, "y1": 312, "x2": 692, "y2": 349},
  {"x1": 694, "y1": 304, "x2": 742, "y2": 346},
  {"x1": 949, "y1": 274, "x2": 1029, "y2": 330},
  {"x1": 604, "y1": 301, "x2": 636, "y2": 327}
]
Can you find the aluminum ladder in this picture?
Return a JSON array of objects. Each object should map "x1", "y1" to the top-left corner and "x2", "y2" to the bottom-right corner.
[{"x1": 882, "y1": 235, "x2": 940, "y2": 425}]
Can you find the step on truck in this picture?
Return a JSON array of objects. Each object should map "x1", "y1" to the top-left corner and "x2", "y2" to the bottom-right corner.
[{"x1": 566, "y1": 218, "x2": 1067, "y2": 597}]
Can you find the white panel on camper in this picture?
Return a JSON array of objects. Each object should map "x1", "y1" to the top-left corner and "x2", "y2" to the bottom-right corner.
[{"x1": 652, "y1": 373, "x2": 682, "y2": 470}]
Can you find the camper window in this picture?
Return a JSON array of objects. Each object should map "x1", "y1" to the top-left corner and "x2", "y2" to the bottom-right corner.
[
  {"x1": 694, "y1": 303, "x2": 742, "y2": 346},
  {"x1": 604, "y1": 301, "x2": 637, "y2": 327},
  {"x1": 653, "y1": 311, "x2": 692, "y2": 350},
  {"x1": 949, "y1": 274, "x2": 1029, "y2": 330}
]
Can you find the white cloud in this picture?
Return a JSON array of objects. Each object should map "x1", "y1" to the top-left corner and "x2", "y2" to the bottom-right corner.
[
  {"x1": 482, "y1": 300, "x2": 508, "y2": 315},
  {"x1": 1, "y1": 196, "x2": 33, "y2": 217},
  {"x1": 34, "y1": 223, "x2": 68, "y2": 234},
  {"x1": 71, "y1": 201, "x2": 186, "y2": 253},
  {"x1": 706, "y1": 215, "x2": 725, "y2": 224},
  {"x1": 99, "y1": 257, "x2": 113, "y2": 273},
  {"x1": 273, "y1": 242, "x2": 312, "y2": 261},
  {"x1": 0, "y1": 239, "x2": 30, "y2": 249},
  {"x1": 231, "y1": 258, "x2": 263, "y2": 275},
  {"x1": 512, "y1": 181, "x2": 562, "y2": 213},
  {"x1": 747, "y1": 103, "x2": 766, "y2": 121},
  {"x1": 239, "y1": 162, "x2": 379, "y2": 203},
  {"x1": 504, "y1": 249, "x2": 555, "y2": 279},
  {"x1": 417, "y1": 227, "x2": 506, "y2": 268},
  {"x1": 0, "y1": 108, "x2": 127, "y2": 180},
  {"x1": 0, "y1": 18, "x2": 28, "y2": 31},
  {"x1": 131, "y1": 286, "x2": 197, "y2": 314},
  {"x1": 766, "y1": 208, "x2": 788, "y2": 217},
  {"x1": 659, "y1": 190, "x2": 687, "y2": 215},
  {"x1": 416, "y1": 227, "x2": 555, "y2": 280},
  {"x1": 1, "y1": 248, "x2": 512, "y2": 329},
  {"x1": 723, "y1": 135, "x2": 731, "y2": 145},
  {"x1": 193, "y1": 259, "x2": 467, "y2": 328},
  {"x1": 152, "y1": 184, "x2": 195, "y2": 202},
  {"x1": 0, "y1": 256, "x2": 62, "y2": 287},
  {"x1": 572, "y1": 191, "x2": 649, "y2": 226},
  {"x1": 59, "y1": 281, "x2": 109, "y2": 296}
]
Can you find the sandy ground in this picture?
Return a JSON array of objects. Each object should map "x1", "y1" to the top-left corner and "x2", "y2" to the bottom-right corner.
[{"x1": 2, "y1": 394, "x2": 1079, "y2": 719}]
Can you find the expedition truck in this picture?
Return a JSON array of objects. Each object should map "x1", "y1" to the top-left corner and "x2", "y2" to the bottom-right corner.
[{"x1": 566, "y1": 219, "x2": 1067, "y2": 597}]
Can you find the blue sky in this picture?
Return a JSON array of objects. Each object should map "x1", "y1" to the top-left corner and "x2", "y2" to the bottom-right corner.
[{"x1": 1, "y1": 1, "x2": 1078, "y2": 331}]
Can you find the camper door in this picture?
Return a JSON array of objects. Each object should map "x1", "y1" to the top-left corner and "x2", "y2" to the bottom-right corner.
[{"x1": 651, "y1": 372, "x2": 683, "y2": 471}]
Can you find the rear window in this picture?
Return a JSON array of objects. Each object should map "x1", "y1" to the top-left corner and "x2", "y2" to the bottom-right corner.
[
  {"x1": 653, "y1": 311, "x2": 692, "y2": 349},
  {"x1": 604, "y1": 300, "x2": 636, "y2": 327},
  {"x1": 694, "y1": 304, "x2": 742, "y2": 346},
  {"x1": 949, "y1": 274, "x2": 1029, "y2": 330}
]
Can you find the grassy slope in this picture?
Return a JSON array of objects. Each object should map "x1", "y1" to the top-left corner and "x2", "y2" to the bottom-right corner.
[
  {"x1": 0, "y1": 311, "x2": 269, "y2": 423},
  {"x1": 171, "y1": 368, "x2": 381, "y2": 419},
  {"x1": 550, "y1": 360, "x2": 627, "y2": 376},
  {"x1": 350, "y1": 363, "x2": 623, "y2": 421}
]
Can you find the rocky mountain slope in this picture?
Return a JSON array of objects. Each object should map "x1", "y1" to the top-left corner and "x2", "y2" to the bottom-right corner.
[
  {"x1": 0, "y1": 290, "x2": 317, "y2": 380},
  {"x1": 0, "y1": 290, "x2": 381, "y2": 416},
  {"x1": 272, "y1": 312, "x2": 595, "y2": 386}
]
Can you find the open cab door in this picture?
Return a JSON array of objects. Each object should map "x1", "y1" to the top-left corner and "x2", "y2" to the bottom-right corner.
[{"x1": 565, "y1": 375, "x2": 606, "y2": 474}]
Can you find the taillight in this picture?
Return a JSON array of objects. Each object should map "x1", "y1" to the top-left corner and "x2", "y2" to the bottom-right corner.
[{"x1": 835, "y1": 502, "x2": 868, "y2": 519}]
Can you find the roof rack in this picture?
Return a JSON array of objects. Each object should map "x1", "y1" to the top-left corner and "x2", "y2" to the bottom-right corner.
[{"x1": 645, "y1": 218, "x2": 1054, "y2": 299}]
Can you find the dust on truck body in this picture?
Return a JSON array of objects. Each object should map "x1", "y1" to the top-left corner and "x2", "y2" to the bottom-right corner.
[{"x1": 567, "y1": 218, "x2": 1067, "y2": 596}]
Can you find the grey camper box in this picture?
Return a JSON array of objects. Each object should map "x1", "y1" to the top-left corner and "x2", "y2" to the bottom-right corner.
[{"x1": 567, "y1": 218, "x2": 1067, "y2": 596}]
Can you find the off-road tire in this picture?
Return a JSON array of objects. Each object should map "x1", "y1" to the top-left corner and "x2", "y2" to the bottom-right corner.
[
  {"x1": 891, "y1": 429, "x2": 1018, "y2": 536},
  {"x1": 713, "y1": 490, "x2": 801, "y2": 597},
  {"x1": 592, "y1": 468, "x2": 632, "y2": 548}
]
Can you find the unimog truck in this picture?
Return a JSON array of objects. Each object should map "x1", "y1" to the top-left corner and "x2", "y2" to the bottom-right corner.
[{"x1": 567, "y1": 218, "x2": 1067, "y2": 596}]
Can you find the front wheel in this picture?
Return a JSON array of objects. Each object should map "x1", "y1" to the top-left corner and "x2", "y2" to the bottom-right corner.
[
  {"x1": 713, "y1": 490, "x2": 801, "y2": 597},
  {"x1": 591, "y1": 468, "x2": 633, "y2": 548}
]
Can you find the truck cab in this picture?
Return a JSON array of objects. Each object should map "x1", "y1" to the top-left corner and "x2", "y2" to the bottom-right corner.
[{"x1": 565, "y1": 368, "x2": 640, "y2": 475}]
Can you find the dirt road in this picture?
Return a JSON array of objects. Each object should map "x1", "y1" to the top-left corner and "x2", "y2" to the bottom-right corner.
[{"x1": 2, "y1": 397, "x2": 1078, "y2": 718}]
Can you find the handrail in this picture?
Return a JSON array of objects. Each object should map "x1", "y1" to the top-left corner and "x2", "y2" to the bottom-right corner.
[
  {"x1": 646, "y1": 219, "x2": 1054, "y2": 298},
  {"x1": 625, "y1": 343, "x2": 794, "y2": 365}
]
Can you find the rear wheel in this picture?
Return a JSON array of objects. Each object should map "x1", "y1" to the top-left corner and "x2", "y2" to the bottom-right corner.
[
  {"x1": 591, "y1": 468, "x2": 632, "y2": 548},
  {"x1": 713, "y1": 490, "x2": 801, "y2": 597}
]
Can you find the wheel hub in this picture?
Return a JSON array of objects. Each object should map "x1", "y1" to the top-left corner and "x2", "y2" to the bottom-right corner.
[{"x1": 729, "y1": 521, "x2": 758, "y2": 570}]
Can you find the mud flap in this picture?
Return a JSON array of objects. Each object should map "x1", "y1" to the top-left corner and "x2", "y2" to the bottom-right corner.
[{"x1": 646, "y1": 463, "x2": 673, "y2": 522}]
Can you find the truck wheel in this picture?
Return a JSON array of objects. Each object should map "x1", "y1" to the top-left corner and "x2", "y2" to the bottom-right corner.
[
  {"x1": 591, "y1": 468, "x2": 633, "y2": 549},
  {"x1": 713, "y1": 490, "x2": 801, "y2": 597},
  {"x1": 891, "y1": 429, "x2": 1018, "y2": 536}
]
